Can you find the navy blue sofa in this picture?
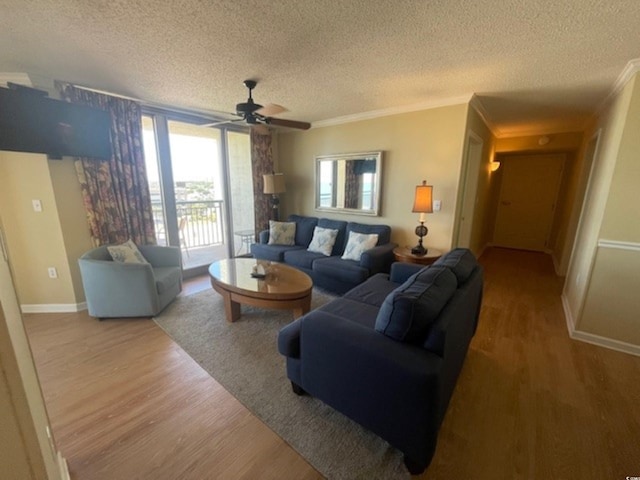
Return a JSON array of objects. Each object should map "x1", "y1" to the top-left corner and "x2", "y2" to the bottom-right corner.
[
  {"x1": 251, "y1": 214, "x2": 397, "y2": 294},
  {"x1": 277, "y1": 249, "x2": 483, "y2": 474}
]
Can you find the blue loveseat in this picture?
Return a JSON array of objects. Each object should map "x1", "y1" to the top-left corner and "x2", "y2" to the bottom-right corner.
[
  {"x1": 277, "y1": 248, "x2": 483, "y2": 474},
  {"x1": 251, "y1": 214, "x2": 397, "y2": 294}
]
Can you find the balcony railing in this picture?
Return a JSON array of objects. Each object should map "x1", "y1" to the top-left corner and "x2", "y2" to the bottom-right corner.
[{"x1": 151, "y1": 200, "x2": 225, "y2": 249}]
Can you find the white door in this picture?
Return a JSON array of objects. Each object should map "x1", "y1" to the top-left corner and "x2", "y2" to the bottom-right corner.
[
  {"x1": 456, "y1": 132, "x2": 483, "y2": 249},
  {"x1": 493, "y1": 154, "x2": 564, "y2": 251}
]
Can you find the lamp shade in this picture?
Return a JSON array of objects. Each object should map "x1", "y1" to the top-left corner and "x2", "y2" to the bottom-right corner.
[
  {"x1": 412, "y1": 180, "x2": 433, "y2": 213},
  {"x1": 263, "y1": 173, "x2": 286, "y2": 194}
]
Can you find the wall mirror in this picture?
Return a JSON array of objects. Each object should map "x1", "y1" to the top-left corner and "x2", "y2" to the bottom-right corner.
[{"x1": 315, "y1": 151, "x2": 383, "y2": 216}]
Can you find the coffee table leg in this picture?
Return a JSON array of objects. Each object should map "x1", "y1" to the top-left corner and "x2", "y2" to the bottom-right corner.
[
  {"x1": 292, "y1": 294, "x2": 312, "y2": 319},
  {"x1": 222, "y1": 291, "x2": 241, "y2": 322}
]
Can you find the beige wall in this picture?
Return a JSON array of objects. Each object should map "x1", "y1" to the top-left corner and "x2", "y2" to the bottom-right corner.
[
  {"x1": 0, "y1": 152, "x2": 87, "y2": 307},
  {"x1": 574, "y1": 73, "x2": 640, "y2": 346},
  {"x1": 277, "y1": 104, "x2": 469, "y2": 251},
  {"x1": 495, "y1": 132, "x2": 583, "y2": 154},
  {"x1": 48, "y1": 160, "x2": 95, "y2": 302},
  {"x1": 564, "y1": 73, "x2": 639, "y2": 349}
]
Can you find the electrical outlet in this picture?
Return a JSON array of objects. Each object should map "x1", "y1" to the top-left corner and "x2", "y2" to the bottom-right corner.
[
  {"x1": 48, "y1": 267, "x2": 58, "y2": 279},
  {"x1": 32, "y1": 199, "x2": 42, "y2": 212},
  {"x1": 433, "y1": 200, "x2": 442, "y2": 212}
]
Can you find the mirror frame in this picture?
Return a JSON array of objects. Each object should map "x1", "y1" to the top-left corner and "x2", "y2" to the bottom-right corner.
[{"x1": 315, "y1": 151, "x2": 383, "y2": 217}]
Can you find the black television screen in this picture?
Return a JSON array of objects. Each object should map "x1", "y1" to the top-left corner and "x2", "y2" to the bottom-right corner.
[{"x1": 0, "y1": 86, "x2": 112, "y2": 160}]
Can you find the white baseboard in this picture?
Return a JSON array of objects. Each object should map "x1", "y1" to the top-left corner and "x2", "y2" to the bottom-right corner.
[
  {"x1": 21, "y1": 302, "x2": 87, "y2": 314},
  {"x1": 561, "y1": 293, "x2": 575, "y2": 331},
  {"x1": 561, "y1": 293, "x2": 640, "y2": 357},
  {"x1": 570, "y1": 330, "x2": 640, "y2": 357},
  {"x1": 551, "y1": 253, "x2": 562, "y2": 276},
  {"x1": 58, "y1": 451, "x2": 70, "y2": 480}
]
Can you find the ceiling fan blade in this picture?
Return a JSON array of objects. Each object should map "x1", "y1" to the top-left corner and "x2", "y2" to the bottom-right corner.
[
  {"x1": 266, "y1": 117, "x2": 311, "y2": 130},
  {"x1": 254, "y1": 103, "x2": 287, "y2": 117}
]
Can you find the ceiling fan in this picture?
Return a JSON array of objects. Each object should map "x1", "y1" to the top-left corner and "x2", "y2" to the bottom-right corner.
[{"x1": 202, "y1": 80, "x2": 311, "y2": 132}]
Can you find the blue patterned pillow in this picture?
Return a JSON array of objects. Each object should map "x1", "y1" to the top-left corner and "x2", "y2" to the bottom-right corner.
[
  {"x1": 341, "y1": 231, "x2": 379, "y2": 261},
  {"x1": 268, "y1": 221, "x2": 296, "y2": 246},
  {"x1": 307, "y1": 226, "x2": 339, "y2": 256},
  {"x1": 107, "y1": 239, "x2": 148, "y2": 264}
]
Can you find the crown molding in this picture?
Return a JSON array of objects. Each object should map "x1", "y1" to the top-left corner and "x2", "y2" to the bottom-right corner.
[
  {"x1": 0, "y1": 72, "x2": 33, "y2": 87},
  {"x1": 469, "y1": 94, "x2": 500, "y2": 137},
  {"x1": 311, "y1": 94, "x2": 474, "y2": 129},
  {"x1": 593, "y1": 57, "x2": 640, "y2": 118}
]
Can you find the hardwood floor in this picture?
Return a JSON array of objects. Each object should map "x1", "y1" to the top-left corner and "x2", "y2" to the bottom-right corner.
[
  {"x1": 24, "y1": 284, "x2": 321, "y2": 479},
  {"x1": 23, "y1": 248, "x2": 640, "y2": 479}
]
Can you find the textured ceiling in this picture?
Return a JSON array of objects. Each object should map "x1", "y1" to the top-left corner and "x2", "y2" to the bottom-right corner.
[{"x1": 1, "y1": 0, "x2": 640, "y2": 136}]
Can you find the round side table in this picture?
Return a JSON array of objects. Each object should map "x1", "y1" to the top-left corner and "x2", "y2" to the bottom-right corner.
[{"x1": 393, "y1": 246, "x2": 444, "y2": 266}]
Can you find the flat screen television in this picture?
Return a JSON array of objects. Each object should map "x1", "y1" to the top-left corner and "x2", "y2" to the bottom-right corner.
[{"x1": 0, "y1": 86, "x2": 112, "y2": 160}]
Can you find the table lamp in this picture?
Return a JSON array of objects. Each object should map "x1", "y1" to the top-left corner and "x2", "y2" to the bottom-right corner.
[
  {"x1": 263, "y1": 173, "x2": 286, "y2": 221},
  {"x1": 411, "y1": 180, "x2": 433, "y2": 255}
]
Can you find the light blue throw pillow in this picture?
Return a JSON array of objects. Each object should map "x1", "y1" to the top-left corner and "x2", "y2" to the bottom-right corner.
[
  {"x1": 107, "y1": 239, "x2": 148, "y2": 264},
  {"x1": 268, "y1": 221, "x2": 296, "y2": 246},
  {"x1": 307, "y1": 226, "x2": 339, "y2": 256},
  {"x1": 341, "y1": 231, "x2": 379, "y2": 261}
]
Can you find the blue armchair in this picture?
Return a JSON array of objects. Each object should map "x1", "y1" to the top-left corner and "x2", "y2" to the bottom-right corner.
[{"x1": 78, "y1": 244, "x2": 182, "y2": 318}]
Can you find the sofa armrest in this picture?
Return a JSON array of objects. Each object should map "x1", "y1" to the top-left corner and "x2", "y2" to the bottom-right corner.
[
  {"x1": 278, "y1": 317, "x2": 302, "y2": 358},
  {"x1": 139, "y1": 245, "x2": 182, "y2": 268},
  {"x1": 389, "y1": 262, "x2": 425, "y2": 283},
  {"x1": 258, "y1": 229, "x2": 270, "y2": 244},
  {"x1": 359, "y1": 242, "x2": 397, "y2": 274}
]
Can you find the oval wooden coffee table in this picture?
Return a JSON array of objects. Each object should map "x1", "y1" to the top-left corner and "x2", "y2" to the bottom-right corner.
[{"x1": 209, "y1": 258, "x2": 313, "y2": 322}]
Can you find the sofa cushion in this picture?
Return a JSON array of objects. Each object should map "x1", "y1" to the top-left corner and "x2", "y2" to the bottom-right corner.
[
  {"x1": 313, "y1": 256, "x2": 371, "y2": 285},
  {"x1": 284, "y1": 249, "x2": 325, "y2": 270},
  {"x1": 343, "y1": 273, "x2": 398, "y2": 308},
  {"x1": 317, "y1": 218, "x2": 348, "y2": 255},
  {"x1": 433, "y1": 248, "x2": 477, "y2": 284},
  {"x1": 307, "y1": 226, "x2": 339, "y2": 256},
  {"x1": 153, "y1": 266, "x2": 182, "y2": 294},
  {"x1": 288, "y1": 215, "x2": 318, "y2": 247},
  {"x1": 374, "y1": 266, "x2": 457, "y2": 343},
  {"x1": 251, "y1": 243, "x2": 304, "y2": 262},
  {"x1": 317, "y1": 297, "x2": 379, "y2": 329},
  {"x1": 346, "y1": 222, "x2": 391, "y2": 246},
  {"x1": 341, "y1": 231, "x2": 379, "y2": 261},
  {"x1": 268, "y1": 221, "x2": 296, "y2": 245}
]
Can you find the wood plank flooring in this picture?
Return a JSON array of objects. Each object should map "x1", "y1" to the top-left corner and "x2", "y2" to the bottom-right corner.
[{"x1": 23, "y1": 248, "x2": 640, "y2": 479}]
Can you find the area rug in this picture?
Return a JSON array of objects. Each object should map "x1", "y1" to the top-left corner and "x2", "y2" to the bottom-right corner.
[{"x1": 153, "y1": 289, "x2": 410, "y2": 480}]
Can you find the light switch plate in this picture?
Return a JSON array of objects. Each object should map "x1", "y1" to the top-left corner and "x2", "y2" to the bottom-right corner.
[
  {"x1": 433, "y1": 200, "x2": 442, "y2": 211},
  {"x1": 32, "y1": 199, "x2": 42, "y2": 212}
]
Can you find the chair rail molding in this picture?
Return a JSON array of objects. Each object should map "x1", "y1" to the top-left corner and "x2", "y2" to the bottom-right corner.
[{"x1": 597, "y1": 239, "x2": 640, "y2": 251}]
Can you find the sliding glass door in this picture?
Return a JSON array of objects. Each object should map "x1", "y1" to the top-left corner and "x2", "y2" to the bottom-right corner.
[{"x1": 142, "y1": 113, "x2": 253, "y2": 275}]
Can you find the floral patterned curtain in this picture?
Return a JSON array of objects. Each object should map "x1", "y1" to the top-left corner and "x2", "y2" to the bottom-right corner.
[
  {"x1": 251, "y1": 128, "x2": 275, "y2": 239},
  {"x1": 344, "y1": 160, "x2": 360, "y2": 209},
  {"x1": 55, "y1": 82, "x2": 156, "y2": 246}
]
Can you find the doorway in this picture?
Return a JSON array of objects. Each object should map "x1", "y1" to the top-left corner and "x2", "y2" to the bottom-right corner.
[
  {"x1": 455, "y1": 131, "x2": 484, "y2": 249},
  {"x1": 492, "y1": 154, "x2": 565, "y2": 252},
  {"x1": 141, "y1": 114, "x2": 254, "y2": 275}
]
